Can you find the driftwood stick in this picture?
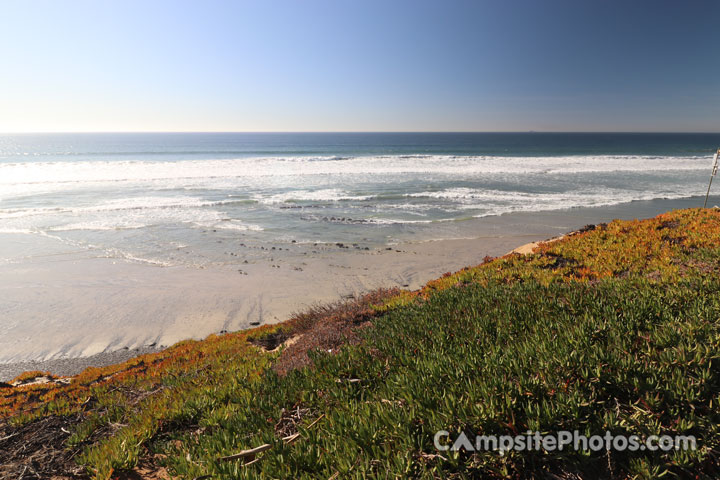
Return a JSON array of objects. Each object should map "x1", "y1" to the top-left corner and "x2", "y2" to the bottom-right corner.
[
  {"x1": 218, "y1": 443, "x2": 272, "y2": 462},
  {"x1": 335, "y1": 378, "x2": 362, "y2": 383},
  {"x1": 0, "y1": 432, "x2": 18, "y2": 442},
  {"x1": 303, "y1": 413, "x2": 325, "y2": 430},
  {"x1": 242, "y1": 457, "x2": 262, "y2": 467},
  {"x1": 282, "y1": 432, "x2": 301, "y2": 444},
  {"x1": 218, "y1": 414, "x2": 326, "y2": 464}
]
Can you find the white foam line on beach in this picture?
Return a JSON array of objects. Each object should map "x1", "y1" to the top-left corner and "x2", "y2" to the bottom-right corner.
[
  {"x1": 100, "y1": 248, "x2": 174, "y2": 267},
  {"x1": 0, "y1": 227, "x2": 178, "y2": 267}
]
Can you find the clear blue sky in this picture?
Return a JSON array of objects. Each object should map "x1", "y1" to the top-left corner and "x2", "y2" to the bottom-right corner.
[{"x1": 1, "y1": 0, "x2": 718, "y2": 132}]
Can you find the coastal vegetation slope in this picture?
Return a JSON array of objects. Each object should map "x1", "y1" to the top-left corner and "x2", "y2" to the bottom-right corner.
[{"x1": 1, "y1": 208, "x2": 719, "y2": 479}]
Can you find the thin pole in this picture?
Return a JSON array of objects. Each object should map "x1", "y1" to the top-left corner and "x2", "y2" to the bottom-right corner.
[{"x1": 704, "y1": 149, "x2": 720, "y2": 208}]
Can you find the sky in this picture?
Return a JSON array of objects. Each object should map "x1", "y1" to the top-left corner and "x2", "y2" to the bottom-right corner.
[{"x1": 0, "y1": 0, "x2": 719, "y2": 133}]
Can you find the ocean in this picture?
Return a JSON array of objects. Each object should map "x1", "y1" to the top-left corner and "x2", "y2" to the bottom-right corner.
[{"x1": 1, "y1": 132, "x2": 719, "y2": 269}]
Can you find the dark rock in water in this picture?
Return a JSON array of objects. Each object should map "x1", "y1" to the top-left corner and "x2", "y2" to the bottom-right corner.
[
  {"x1": 250, "y1": 321, "x2": 261, "y2": 326},
  {"x1": 291, "y1": 240, "x2": 297, "y2": 243}
]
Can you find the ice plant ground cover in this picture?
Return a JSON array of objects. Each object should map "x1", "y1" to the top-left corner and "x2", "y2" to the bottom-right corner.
[{"x1": 1, "y1": 208, "x2": 719, "y2": 479}]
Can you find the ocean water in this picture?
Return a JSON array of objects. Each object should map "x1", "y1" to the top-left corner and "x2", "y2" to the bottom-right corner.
[{"x1": 1, "y1": 132, "x2": 718, "y2": 268}]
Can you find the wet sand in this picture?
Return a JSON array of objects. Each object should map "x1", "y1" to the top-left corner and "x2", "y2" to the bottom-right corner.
[{"x1": 0, "y1": 196, "x2": 709, "y2": 380}]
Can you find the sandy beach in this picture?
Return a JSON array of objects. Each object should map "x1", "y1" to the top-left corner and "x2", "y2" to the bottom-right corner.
[{"x1": 0, "y1": 196, "x2": 708, "y2": 381}]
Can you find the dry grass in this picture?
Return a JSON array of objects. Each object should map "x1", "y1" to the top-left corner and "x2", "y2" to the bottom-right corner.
[
  {"x1": 272, "y1": 288, "x2": 400, "y2": 376},
  {"x1": 0, "y1": 414, "x2": 87, "y2": 479}
]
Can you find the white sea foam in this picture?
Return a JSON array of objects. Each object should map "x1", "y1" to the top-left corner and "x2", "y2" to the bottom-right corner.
[
  {"x1": 0, "y1": 199, "x2": 252, "y2": 235},
  {"x1": 360, "y1": 218, "x2": 436, "y2": 225},
  {"x1": 99, "y1": 248, "x2": 174, "y2": 267},
  {"x1": 50, "y1": 222, "x2": 148, "y2": 232},
  {"x1": 0, "y1": 154, "x2": 710, "y2": 252},
  {"x1": 404, "y1": 186, "x2": 695, "y2": 217},
  {"x1": 196, "y1": 219, "x2": 264, "y2": 231},
  {"x1": 83, "y1": 196, "x2": 220, "y2": 212},
  {"x1": 0, "y1": 227, "x2": 36, "y2": 234},
  {"x1": 258, "y1": 188, "x2": 373, "y2": 204},
  {"x1": 408, "y1": 187, "x2": 500, "y2": 200},
  {"x1": 0, "y1": 154, "x2": 709, "y2": 200},
  {"x1": 0, "y1": 196, "x2": 242, "y2": 220}
]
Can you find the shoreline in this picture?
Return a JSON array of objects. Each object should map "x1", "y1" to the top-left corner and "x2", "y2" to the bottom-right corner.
[
  {"x1": 0, "y1": 228, "x2": 554, "y2": 381},
  {"x1": 0, "y1": 232, "x2": 563, "y2": 382},
  {"x1": 0, "y1": 196, "x2": 712, "y2": 380}
]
